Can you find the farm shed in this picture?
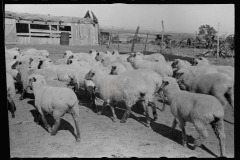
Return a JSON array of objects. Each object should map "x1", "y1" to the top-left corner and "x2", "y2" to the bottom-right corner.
[{"x1": 4, "y1": 11, "x2": 99, "y2": 46}]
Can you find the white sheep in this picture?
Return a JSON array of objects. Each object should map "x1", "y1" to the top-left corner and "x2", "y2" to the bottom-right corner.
[
  {"x1": 158, "y1": 76, "x2": 226, "y2": 157},
  {"x1": 63, "y1": 50, "x2": 74, "y2": 59},
  {"x1": 37, "y1": 50, "x2": 50, "y2": 57},
  {"x1": 20, "y1": 48, "x2": 48, "y2": 57},
  {"x1": 6, "y1": 73, "x2": 16, "y2": 118},
  {"x1": 85, "y1": 68, "x2": 162, "y2": 126},
  {"x1": 171, "y1": 59, "x2": 192, "y2": 69},
  {"x1": 28, "y1": 74, "x2": 67, "y2": 88},
  {"x1": 68, "y1": 52, "x2": 95, "y2": 64},
  {"x1": 38, "y1": 59, "x2": 53, "y2": 69},
  {"x1": 127, "y1": 53, "x2": 173, "y2": 77},
  {"x1": 192, "y1": 57, "x2": 234, "y2": 81},
  {"x1": 109, "y1": 63, "x2": 127, "y2": 75},
  {"x1": 5, "y1": 48, "x2": 20, "y2": 60},
  {"x1": 28, "y1": 74, "x2": 80, "y2": 142},
  {"x1": 47, "y1": 64, "x2": 79, "y2": 97},
  {"x1": 136, "y1": 52, "x2": 166, "y2": 62},
  {"x1": 13, "y1": 60, "x2": 58, "y2": 100},
  {"x1": 177, "y1": 72, "x2": 234, "y2": 109},
  {"x1": 174, "y1": 66, "x2": 219, "y2": 79}
]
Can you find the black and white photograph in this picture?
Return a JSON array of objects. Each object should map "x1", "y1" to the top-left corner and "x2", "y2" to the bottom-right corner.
[{"x1": 5, "y1": 4, "x2": 234, "y2": 158}]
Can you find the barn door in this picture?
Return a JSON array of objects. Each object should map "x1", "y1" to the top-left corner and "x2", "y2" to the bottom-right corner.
[{"x1": 5, "y1": 19, "x2": 18, "y2": 44}]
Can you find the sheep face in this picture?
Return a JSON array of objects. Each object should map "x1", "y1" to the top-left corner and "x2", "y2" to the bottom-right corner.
[
  {"x1": 110, "y1": 66, "x2": 117, "y2": 75},
  {"x1": 171, "y1": 59, "x2": 179, "y2": 68},
  {"x1": 85, "y1": 69, "x2": 96, "y2": 80},
  {"x1": 158, "y1": 77, "x2": 180, "y2": 94},
  {"x1": 28, "y1": 74, "x2": 46, "y2": 89}
]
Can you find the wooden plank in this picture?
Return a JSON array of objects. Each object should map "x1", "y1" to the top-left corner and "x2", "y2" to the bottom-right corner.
[
  {"x1": 144, "y1": 32, "x2": 149, "y2": 52},
  {"x1": 30, "y1": 29, "x2": 71, "y2": 34},
  {"x1": 17, "y1": 33, "x2": 50, "y2": 36}
]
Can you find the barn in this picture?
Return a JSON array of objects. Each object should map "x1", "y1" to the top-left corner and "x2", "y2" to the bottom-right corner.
[{"x1": 4, "y1": 10, "x2": 99, "y2": 46}]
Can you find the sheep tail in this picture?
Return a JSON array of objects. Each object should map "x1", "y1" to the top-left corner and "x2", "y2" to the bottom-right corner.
[{"x1": 225, "y1": 85, "x2": 234, "y2": 109}]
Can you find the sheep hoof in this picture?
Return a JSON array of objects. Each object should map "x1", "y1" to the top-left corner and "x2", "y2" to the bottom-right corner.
[
  {"x1": 76, "y1": 137, "x2": 80, "y2": 142},
  {"x1": 120, "y1": 119, "x2": 126, "y2": 123},
  {"x1": 153, "y1": 116, "x2": 158, "y2": 121},
  {"x1": 146, "y1": 123, "x2": 150, "y2": 127},
  {"x1": 112, "y1": 117, "x2": 117, "y2": 122},
  {"x1": 50, "y1": 132, "x2": 56, "y2": 136}
]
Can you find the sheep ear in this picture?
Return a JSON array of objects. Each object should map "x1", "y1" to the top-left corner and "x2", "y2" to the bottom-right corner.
[
  {"x1": 33, "y1": 77, "x2": 36, "y2": 82},
  {"x1": 133, "y1": 54, "x2": 136, "y2": 58}
]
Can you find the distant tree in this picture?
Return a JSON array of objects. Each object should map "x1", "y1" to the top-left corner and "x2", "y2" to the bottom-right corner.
[{"x1": 198, "y1": 24, "x2": 217, "y2": 39}]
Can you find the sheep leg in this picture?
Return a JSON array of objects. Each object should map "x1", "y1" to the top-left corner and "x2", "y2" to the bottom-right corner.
[
  {"x1": 91, "y1": 90, "x2": 97, "y2": 112},
  {"x1": 109, "y1": 104, "x2": 117, "y2": 122},
  {"x1": 51, "y1": 110, "x2": 65, "y2": 135},
  {"x1": 97, "y1": 102, "x2": 107, "y2": 115},
  {"x1": 171, "y1": 118, "x2": 178, "y2": 134},
  {"x1": 71, "y1": 106, "x2": 81, "y2": 142},
  {"x1": 51, "y1": 118, "x2": 61, "y2": 136},
  {"x1": 149, "y1": 101, "x2": 158, "y2": 121},
  {"x1": 211, "y1": 118, "x2": 226, "y2": 157},
  {"x1": 193, "y1": 120, "x2": 208, "y2": 149},
  {"x1": 179, "y1": 120, "x2": 187, "y2": 147},
  {"x1": 159, "y1": 92, "x2": 166, "y2": 112},
  {"x1": 19, "y1": 89, "x2": 26, "y2": 100},
  {"x1": 7, "y1": 96, "x2": 16, "y2": 118},
  {"x1": 120, "y1": 105, "x2": 132, "y2": 123},
  {"x1": 143, "y1": 101, "x2": 151, "y2": 127},
  {"x1": 39, "y1": 112, "x2": 52, "y2": 133}
]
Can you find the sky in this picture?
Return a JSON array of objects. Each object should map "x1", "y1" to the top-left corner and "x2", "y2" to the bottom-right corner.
[{"x1": 5, "y1": 4, "x2": 234, "y2": 35}]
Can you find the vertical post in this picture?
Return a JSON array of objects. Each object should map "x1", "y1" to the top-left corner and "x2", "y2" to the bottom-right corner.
[
  {"x1": 217, "y1": 22, "x2": 220, "y2": 60},
  {"x1": 117, "y1": 31, "x2": 120, "y2": 52},
  {"x1": 161, "y1": 21, "x2": 164, "y2": 52},
  {"x1": 108, "y1": 26, "x2": 114, "y2": 47},
  {"x1": 131, "y1": 26, "x2": 140, "y2": 52},
  {"x1": 144, "y1": 32, "x2": 149, "y2": 52}
]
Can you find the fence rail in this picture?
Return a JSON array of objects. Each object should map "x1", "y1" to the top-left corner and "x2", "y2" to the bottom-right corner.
[{"x1": 17, "y1": 29, "x2": 72, "y2": 38}]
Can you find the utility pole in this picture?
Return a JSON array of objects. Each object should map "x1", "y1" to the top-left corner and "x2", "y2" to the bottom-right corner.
[
  {"x1": 161, "y1": 21, "x2": 164, "y2": 53},
  {"x1": 217, "y1": 22, "x2": 220, "y2": 60}
]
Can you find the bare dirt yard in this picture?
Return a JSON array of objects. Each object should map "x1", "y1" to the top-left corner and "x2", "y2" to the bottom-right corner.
[{"x1": 6, "y1": 44, "x2": 234, "y2": 158}]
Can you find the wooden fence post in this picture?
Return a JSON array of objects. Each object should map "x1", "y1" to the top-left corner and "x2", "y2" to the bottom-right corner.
[
  {"x1": 107, "y1": 26, "x2": 114, "y2": 48},
  {"x1": 117, "y1": 31, "x2": 120, "y2": 52},
  {"x1": 131, "y1": 26, "x2": 140, "y2": 52},
  {"x1": 144, "y1": 32, "x2": 149, "y2": 52}
]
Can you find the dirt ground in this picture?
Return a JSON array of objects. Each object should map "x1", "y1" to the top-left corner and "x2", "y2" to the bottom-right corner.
[{"x1": 7, "y1": 44, "x2": 234, "y2": 158}]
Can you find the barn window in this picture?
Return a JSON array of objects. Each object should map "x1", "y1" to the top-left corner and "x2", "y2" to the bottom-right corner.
[
  {"x1": 59, "y1": 25, "x2": 71, "y2": 31},
  {"x1": 16, "y1": 23, "x2": 29, "y2": 33},
  {"x1": 30, "y1": 24, "x2": 49, "y2": 30}
]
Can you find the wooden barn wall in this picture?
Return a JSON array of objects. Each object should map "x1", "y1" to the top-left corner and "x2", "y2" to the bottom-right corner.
[
  {"x1": 18, "y1": 37, "x2": 60, "y2": 45},
  {"x1": 5, "y1": 18, "x2": 18, "y2": 44},
  {"x1": 12, "y1": 20, "x2": 98, "y2": 46}
]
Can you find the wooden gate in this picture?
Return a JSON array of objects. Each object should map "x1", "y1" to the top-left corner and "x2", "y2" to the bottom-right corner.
[{"x1": 5, "y1": 18, "x2": 18, "y2": 44}]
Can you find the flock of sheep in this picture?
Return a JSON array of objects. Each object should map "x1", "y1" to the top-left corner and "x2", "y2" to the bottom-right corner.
[{"x1": 5, "y1": 46, "x2": 234, "y2": 157}]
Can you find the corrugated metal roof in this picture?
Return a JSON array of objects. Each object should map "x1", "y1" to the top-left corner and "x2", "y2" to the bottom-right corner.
[{"x1": 5, "y1": 10, "x2": 95, "y2": 24}]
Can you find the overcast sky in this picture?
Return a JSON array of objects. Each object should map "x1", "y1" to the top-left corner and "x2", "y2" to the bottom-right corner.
[{"x1": 5, "y1": 4, "x2": 234, "y2": 34}]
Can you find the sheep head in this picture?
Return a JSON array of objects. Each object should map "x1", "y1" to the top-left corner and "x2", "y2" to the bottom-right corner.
[
  {"x1": 28, "y1": 74, "x2": 47, "y2": 89},
  {"x1": 110, "y1": 66, "x2": 117, "y2": 75},
  {"x1": 157, "y1": 77, "x2": 180, "y2": 96},
  {"x1": 85, "y1": 69, "x2": 96, "y2": 80}
]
